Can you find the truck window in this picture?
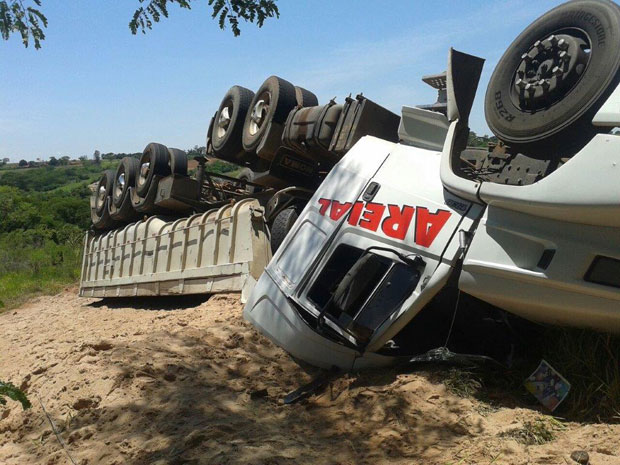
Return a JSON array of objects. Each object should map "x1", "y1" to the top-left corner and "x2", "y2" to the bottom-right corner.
[{"x1": 308, "y1": 245, "x2": 421, "y2": 346}]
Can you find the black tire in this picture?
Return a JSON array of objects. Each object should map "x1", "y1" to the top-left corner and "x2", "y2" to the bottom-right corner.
[
  {"x1": 270, "y1": 206, "x2": 299, "y2": 252},
  {"x1": 205, "y1": 111, "x2": 216, "y2": 155},
  {"x1": 94, "y1": 169, "x2": 115, "y2": 216},
  {"x1": 212, "y1": 86, "x2": 255, "y2": 160},
  {"x1": 485, "y1": 0, "x2": 620, "y2": 151},
  {"x1": 168, "y1": 148, "x2": 188, "y2": 176},
  {"x1": 242, "y1": 76, "x2": 297, "y2": 152},
  {"x1": 295, "y1": 86, "x2": 319, "y2": 107},
  {"x1": 136, "y1": 142, "x2": 170, "y2": 197},
  {"x1": 112, "y1": 157, "x2": 139, "y2": 208}
]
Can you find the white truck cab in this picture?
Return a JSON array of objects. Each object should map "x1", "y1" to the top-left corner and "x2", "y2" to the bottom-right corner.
[{"x1": 244, "y1": 43, "x2": 620, "y2": 370}]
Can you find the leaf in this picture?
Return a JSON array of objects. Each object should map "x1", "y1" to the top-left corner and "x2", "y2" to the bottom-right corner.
[
  {"x1": 0, "y1": 1, "x2": 47, "y2": 49},
  {"x1": 0, "y1": 381, "x2": 31, "y2": 410}
]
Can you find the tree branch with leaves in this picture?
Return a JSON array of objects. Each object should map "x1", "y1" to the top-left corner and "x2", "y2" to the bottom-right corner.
[
  {"x1": 0, "y1": 0, "x2": 47, "y2": 49},
  {"x1": 1, "y1": 0, "x2": 279, "y2": 49}
]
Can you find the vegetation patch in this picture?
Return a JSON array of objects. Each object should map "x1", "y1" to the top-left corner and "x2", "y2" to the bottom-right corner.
[
  {"x1": 501, "y1": 416, "x2": 564, "y2": 445},
  {"x1": 537, "y1": 328, "x2": 620, "y2": 421},
  {"x1": 442, "y1": 368, "x2": 483, "y2": 398}
]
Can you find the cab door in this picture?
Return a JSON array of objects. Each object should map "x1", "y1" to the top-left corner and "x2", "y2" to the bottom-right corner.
[{"x1": 267, "y1": 136, "x2": 395, "y2": 297}]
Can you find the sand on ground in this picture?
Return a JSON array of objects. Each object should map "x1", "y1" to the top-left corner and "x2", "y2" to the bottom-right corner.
[{"x1": 0, "y1": 288, "x2": 618, "y2": 465}]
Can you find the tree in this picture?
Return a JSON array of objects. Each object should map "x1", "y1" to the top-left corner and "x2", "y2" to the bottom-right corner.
[
  {"x1": 93, "y1": 150, "x2": 101, "y2": 165},
  {"x1": 1, "y1": 0, "x2": 279, "y2": 49},
  {"x1": 18, "y1": 159, "x2": 27, "y2": 167},
  {"x1": 48, "y1": 156, "x2": 59, "y2": 166},
  {"x1": 2, "y1": 158, "x2": 9, "y2": 164},
  {"x1": 186, "y1": 145, "x2": 205, "y2": 158},
  {"x1": 60, "y1": 155, "x2": 70, "y2": 166}
]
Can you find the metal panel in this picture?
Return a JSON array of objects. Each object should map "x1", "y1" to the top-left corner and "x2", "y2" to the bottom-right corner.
[{"x1": 79, "y1": 198, "x2": 271, "y2": 302}]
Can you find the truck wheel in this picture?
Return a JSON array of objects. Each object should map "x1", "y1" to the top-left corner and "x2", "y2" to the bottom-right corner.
[
  {"x1": 136, "y1": 142, "x2": 170, "y2": 197},
  {"x1": 242, "y1": 76, "x2": 297, "y2": 152},
  {"x1": 295, "y1": 86, "x2": 319, "y2": 107},
  {"x1": 94, "y1": 170, "x2": 115, "y2": 216},
  {"x1": 237, "y1": 167, "x2": 255, "y2": 194},
  {"x1": 113, "y1": 157, "x2": 139, "y2": 208},
  {"x1": 212, "y1": 86, "x2": 255, "y2": 160},
  {"x1": 270, "y1": 206, "x2": 299, "y2": 252},
  {"x1": 485, "y1": 0, "x2": 620, "y2": 151},
  {"x1": 168, "y1": 148, "x2": 188, "y2": 176}
]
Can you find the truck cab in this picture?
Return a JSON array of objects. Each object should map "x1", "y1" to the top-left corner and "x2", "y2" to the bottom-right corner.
[{"x1": 244, "y1": 46, "x2": 620, "y2": 370}]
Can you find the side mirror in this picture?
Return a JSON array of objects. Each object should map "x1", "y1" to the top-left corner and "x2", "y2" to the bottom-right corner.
[{"x1": 446, "y1": 48, "x2": 485, "y2": 125}]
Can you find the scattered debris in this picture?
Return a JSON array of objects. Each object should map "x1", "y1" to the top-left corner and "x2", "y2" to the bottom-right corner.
[
  {"x1": 570, "y1": 450, "x2": 590, "y2": 465},
  {"x1": 524, "y1": 360, "x2": 570, "y2": 411},
  {"x1": 283, "y1": 367, "x2": 340, "y2": 405}
]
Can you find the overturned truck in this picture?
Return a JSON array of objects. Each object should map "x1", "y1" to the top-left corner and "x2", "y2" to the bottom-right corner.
[{"x1": 81, "y1": 0, "x2": 620, "y2": 370}]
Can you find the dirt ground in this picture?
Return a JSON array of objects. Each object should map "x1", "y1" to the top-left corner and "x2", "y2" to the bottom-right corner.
[{"x1": 0, "y1": 289, "x2": 619, "y2": 465}]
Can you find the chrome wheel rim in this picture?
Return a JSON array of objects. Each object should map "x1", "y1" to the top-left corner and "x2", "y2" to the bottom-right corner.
[
  {"x1": 216, "y1": 104, "x2": 232, "y2": 139},
  {"x1": 249, "y1": 91, "x2": 271, "y2": 136},
  {"x1": 115, "y1": 172, "x2": 125, "y2": 199},
  {"x1": 96, "y1": 184, "x2": 107, "y2": 209},
  {"x1": 138, "y1": 161, "x2": 150, "y2": 187}
]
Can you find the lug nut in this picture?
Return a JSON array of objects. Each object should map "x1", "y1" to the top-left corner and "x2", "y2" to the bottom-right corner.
[
  {"x1": 552, "y1": 66, "x2": 563, "y2": 76},
  {"x1": 516, "y1": 78, "x2": 526, "y2": 89},
  {"x1": 521, "y1": 52, "x2": 532, "y2": 63},
  {"x1": 558, "y1": 38, "x2": 568, "y2": 50},
  {"x1": 547, "y1": 35, "x2": 558, "y2": 47},
  {"x1": 534, "y1": 40, "x2": 545, "y2": 51}
]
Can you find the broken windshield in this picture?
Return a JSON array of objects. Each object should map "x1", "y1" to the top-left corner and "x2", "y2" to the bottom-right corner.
[{"x1": 307, "y1": 244, "x2": 422, "y2": 347}]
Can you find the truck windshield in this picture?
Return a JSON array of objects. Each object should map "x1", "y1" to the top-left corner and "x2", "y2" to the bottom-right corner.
[{"x1": 307, "y1": 244, "x2": 421, "y2": 346}]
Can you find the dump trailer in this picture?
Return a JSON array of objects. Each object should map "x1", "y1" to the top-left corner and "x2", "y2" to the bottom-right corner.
[{"x1": 80, "y1": 199, "x2": 271, "y2": 301}]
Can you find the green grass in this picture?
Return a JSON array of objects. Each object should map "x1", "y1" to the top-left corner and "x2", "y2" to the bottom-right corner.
[
  {"x1": 539, "y1": 328, "x2": 620, "y2": 421},
  {"x1": 501, "y1": 416, "x2": 565, "y2": 445},
  {"x1": 0, "y1": 249, "x2": 82, "y2": 311},
  {"x1": 443, "y1": 368, "x2": 483, "y2": 398},
  {"x1": 439, "y1": 328, "x2": 620, "y2": 423}
]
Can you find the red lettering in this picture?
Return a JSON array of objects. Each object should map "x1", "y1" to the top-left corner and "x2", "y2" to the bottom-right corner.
[
  {"x1": 348, "y1": 201, "x2": 364, "y2": 225},
  {"x1": 329, "y1": 201, "x2": 352, "y2": 221},
  {"x1": 359, "y1": 202, "x2": 386, "y2": 232},
  {"x1": 318, "y1": 198, "x2": 331, "y2": 216},
  {"x1": 381, "y1": 204, "x2": 415, "y2": 240},
  {"x1": 415, "y1": 207, "x2": 451, "y2": 248}
]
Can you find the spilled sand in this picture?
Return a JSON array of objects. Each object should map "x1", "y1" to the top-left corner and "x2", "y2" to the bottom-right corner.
[{"x1": 0, "y1": 289, "x2": 618, "y2": 464}]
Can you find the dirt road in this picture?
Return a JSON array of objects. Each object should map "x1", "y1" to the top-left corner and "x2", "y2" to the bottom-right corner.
[{"x1": 0, "y1": 289, "x2": 618, "y2": 464}]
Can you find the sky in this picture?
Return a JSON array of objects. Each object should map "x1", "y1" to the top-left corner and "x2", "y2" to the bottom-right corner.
[{"x1": 0, "y1": 0, "x2": 566, "y2": 161}]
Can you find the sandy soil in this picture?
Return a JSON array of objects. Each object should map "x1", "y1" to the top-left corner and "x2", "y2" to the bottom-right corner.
[{"x1": 0, "y1": 289, "x2": 619, "y2": 465}]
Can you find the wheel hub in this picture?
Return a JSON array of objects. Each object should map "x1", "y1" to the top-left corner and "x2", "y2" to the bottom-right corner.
[
  {"x1": 216, "y1": 104, "x2": 232, "y2": 139},
  {"x1": 249, "y1": 92, "x2": 271, "y2": 136},
  {"x1": 115, "y1": 172, "x2": 125, "y2": 198},
  {"x1": 138, "y1": 162, "x2": 150, "y2": 186},
  {"x1": 97, "y1": 184, "x2": 107, "y2": 208},
  {"x1": 513, "y1": 32, "x2": 590, "y2": 111}
]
